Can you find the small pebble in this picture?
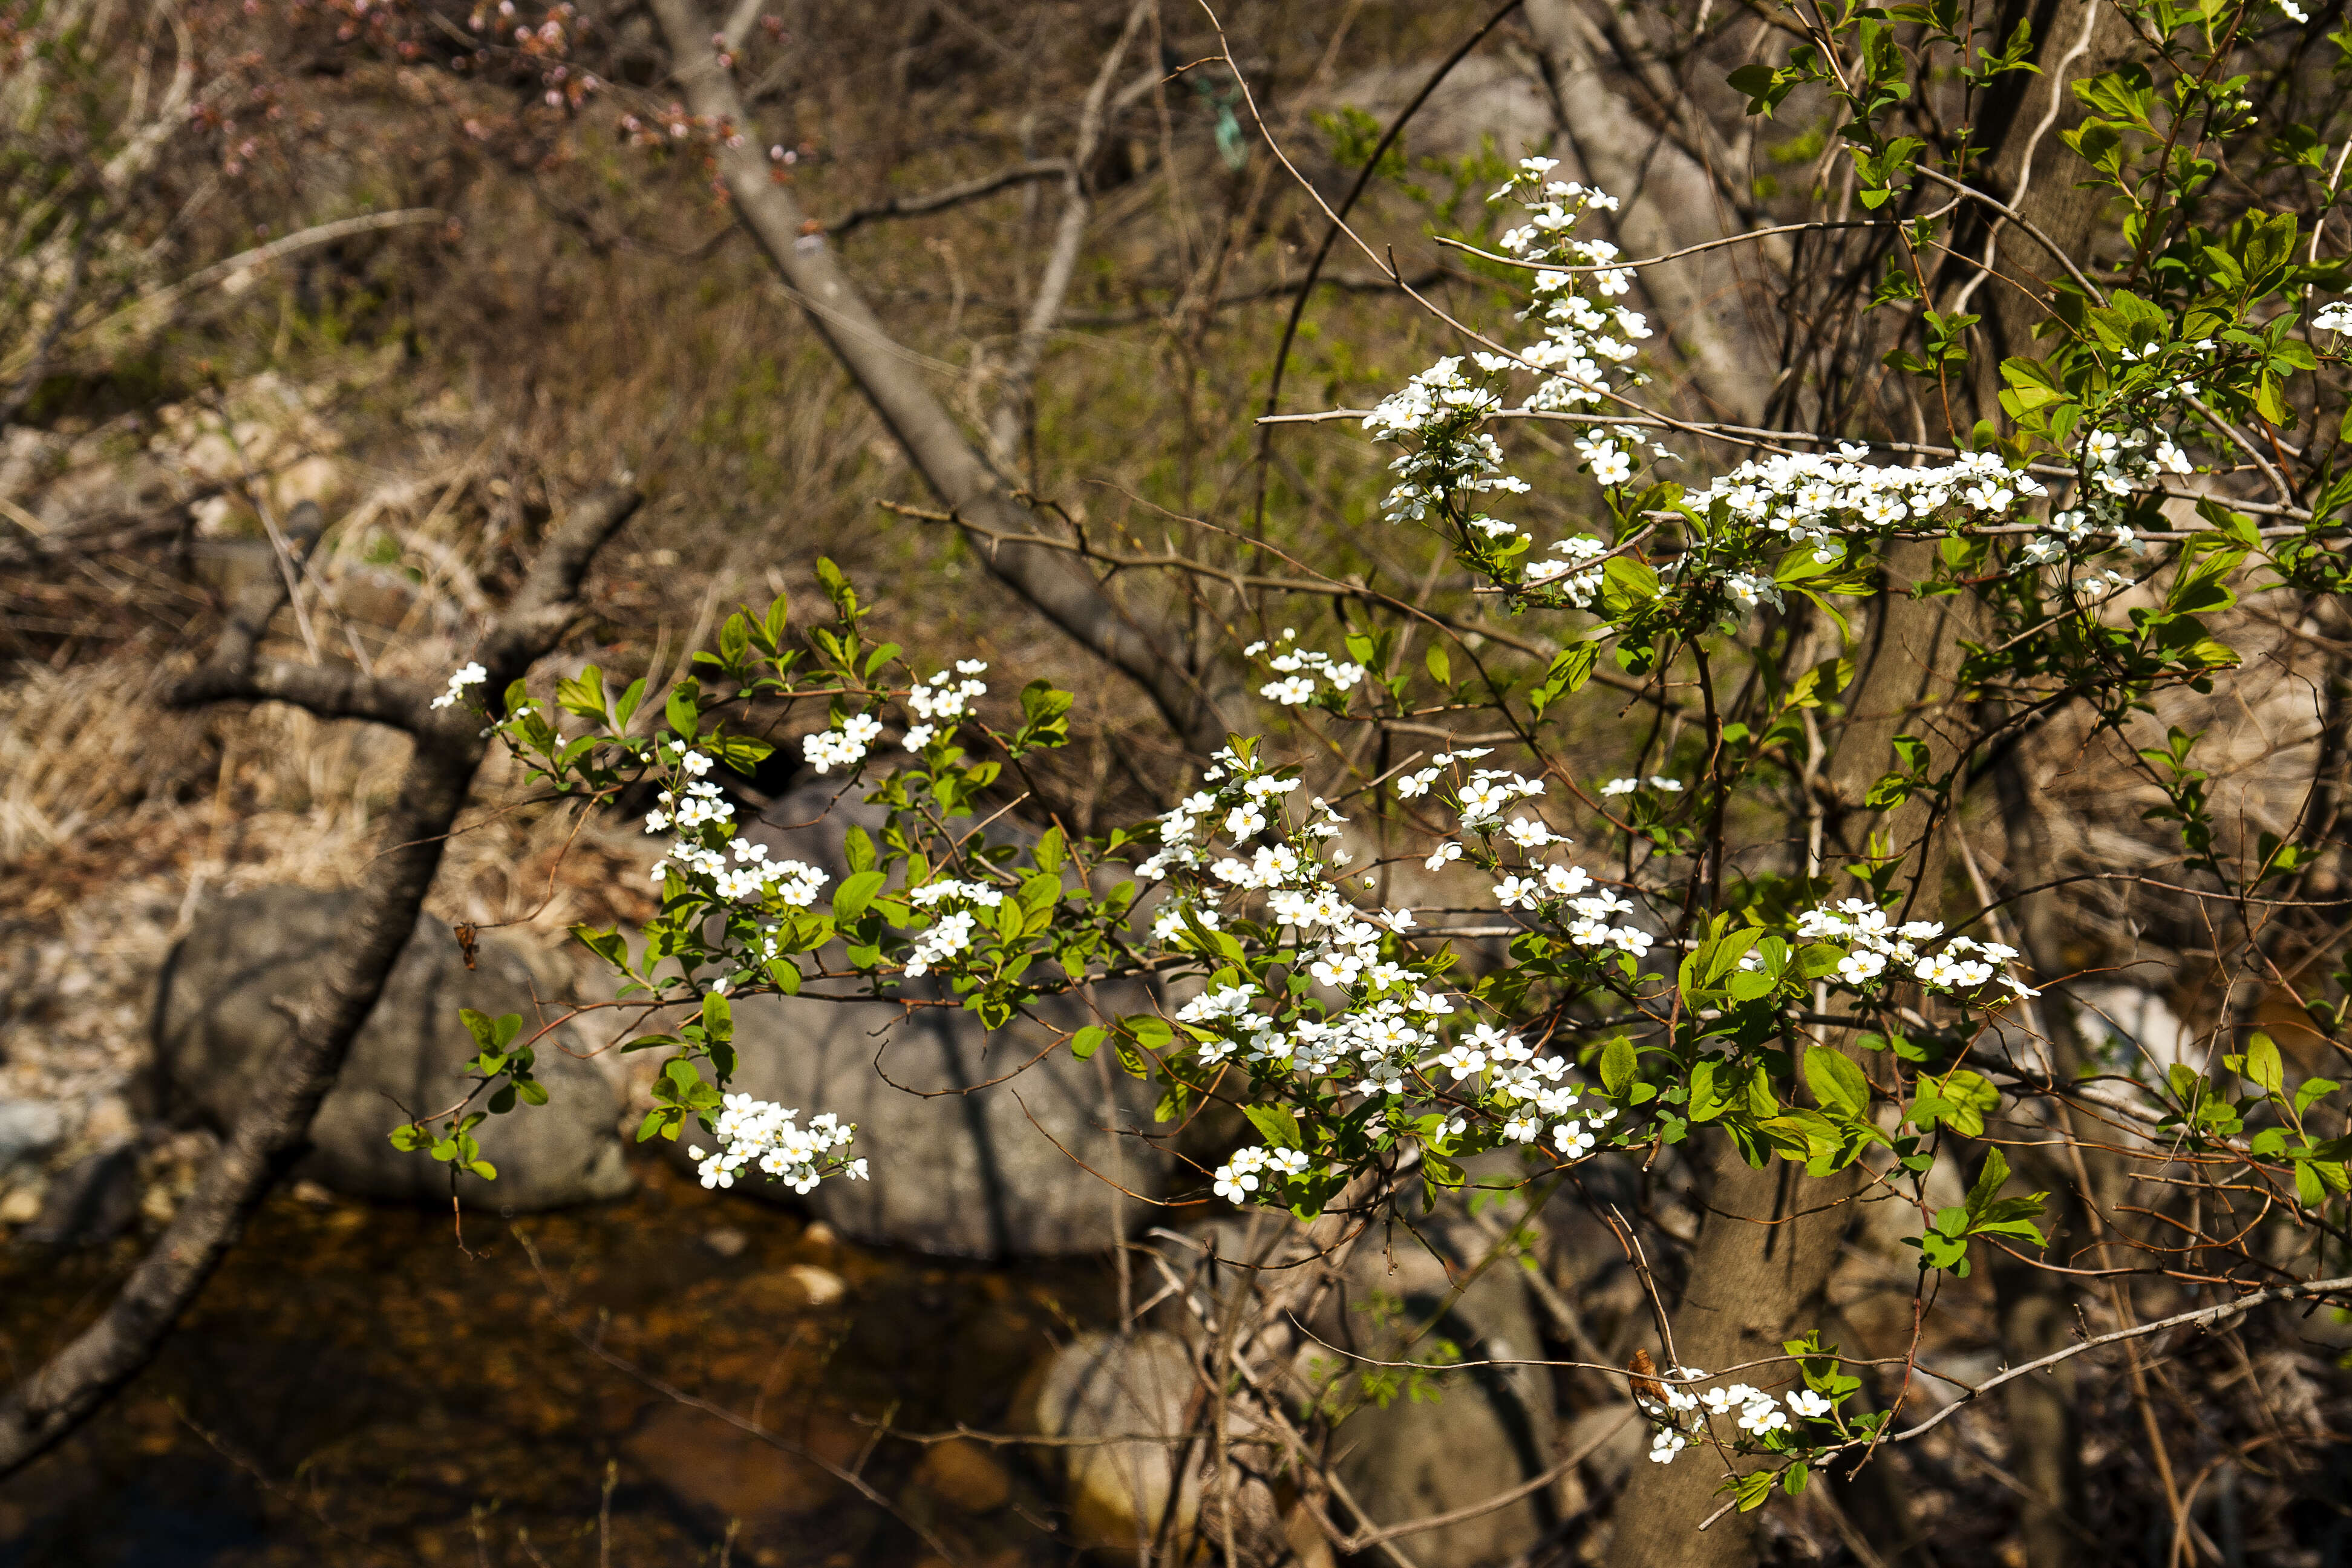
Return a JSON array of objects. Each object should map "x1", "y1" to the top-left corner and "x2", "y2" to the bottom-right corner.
[
  {"x1": 788, "y1": 1263, "x2": 846, "y2": 1306},
  {"x1": 701, "y1": 1225, "x2": 750, "y2": 1259}
]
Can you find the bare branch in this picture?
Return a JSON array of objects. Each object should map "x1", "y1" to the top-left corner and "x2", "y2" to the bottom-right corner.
[
  {"x1": 645, "y1": 0, "x2": 1233, "y2": 754},
  {"x1": 825, "y1": 160, "x2": 1071, "y2": 238},
  {"x1": 986, "y1": 0, "x2": 1152, "y2": 464},
  {"x1": 0, "y1": 486, "x2": 639, "y2": 1479}
]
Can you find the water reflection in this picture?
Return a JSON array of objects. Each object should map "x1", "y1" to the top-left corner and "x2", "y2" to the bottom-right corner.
[{"x1": 0, "y1": 1157, "x2": 1122, "y2": 1567}]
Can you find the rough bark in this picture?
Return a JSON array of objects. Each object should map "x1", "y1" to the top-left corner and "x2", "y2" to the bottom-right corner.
[
  {"x1": 0, "y1": 487, "x2": 639, "y2": 1478},
  {"x1": 1609, "y1": 549, "x2": 1964, "y2": 1567}
]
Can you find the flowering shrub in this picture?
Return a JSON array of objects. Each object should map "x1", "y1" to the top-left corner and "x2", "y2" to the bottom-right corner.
[{"x1": 392, "y1": 9, "x2": 2352, "y2": 1527}]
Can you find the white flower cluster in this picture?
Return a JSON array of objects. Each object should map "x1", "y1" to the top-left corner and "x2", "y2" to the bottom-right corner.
[
  {"x1": 2318, "y1": 299, "x2": 2352, "y2": 332},
  {"x1": 430, "y1": 661, "x2": 488, "y2": 710},
  {"x1": 2023, "y1": 426, "x2": 2194, "y2": 565},
  {"x1": 803, "y1": 712, "x2": 883, "y2": 773},
  {"x1": 1795, "y1": 899, "x2": 2036, "y2": 998},
  {"x1": 1523, "y1": 534, "x2": 1609, "y2": 605},
  {"x1": 1362, "y1": 164, "x2": 1652, "y2": 554},
  {"x1": 1211, "y1": 1142, "x2": 1310, "y2": 1202},
  {"x1": 903, "y1": 660, "x2": 987, "y2": 748},
  {"x1": 1246, "y1": 629, "x2": 1367, "y2": 707},
  {"x1": 687, "y1": 1093, "x2": 866, "y2": 1194},
  {"x1": 1685, "y1": 445, "x2": 2047, "y2": 578},
  {"x1": 904, "y1": 878, "x2": 1005, "y2": 978},
  {"x1": 1455, "y1": 765, "x2": 1546, "y2": 827},
  {"x1": 1599, "y1": 775, "x2": 1683, "y2": 798},
  {"x1": 1636, "y1": 1367, "x2": 1834, "y2": 1465},
  {"x1": 1131, "y1": 745, "x2": 1641, "y2": 1163}
]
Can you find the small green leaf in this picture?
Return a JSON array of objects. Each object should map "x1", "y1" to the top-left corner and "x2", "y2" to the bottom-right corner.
[
  {"x1": 1425, "y1": 644, "x2": 1452, "y2": 685},
  {"x1": 1806, "y1": 1047, "x2": 1870, "y2": 1118},
  {"x1": 2244, "y1": 1031, "x2": 2284, "y2": 1095},
  {"x1": 834, "y1": 869, "x2": 886, "y2": 922},
  {"x1": 1600, "y1": 1035, "x2": 1636, "y2": 1097},
  {"x1": 1243, "y1": 1104, "x2": 1304, "y2": 1150}
]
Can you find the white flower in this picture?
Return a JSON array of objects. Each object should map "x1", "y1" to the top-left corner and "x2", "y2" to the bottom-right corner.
[
  {"x1": 1436, "y1": 1042, "x2": 1487, "y2": 1080},
  {"x1": 1599, "y1": 777, "x2": 1640, "y2": 797},
  {"x1": 1787, "y1": 1388, "x2": 1834, "y2": 1419},
  {"x1": 430, "y1": 661, "x2": 489, "y2": 710},
  {"x1": 903, "y1": 724, "x2": 935, "y2": 750},
  {"x1": 691, "y1": 1093, "x2": 860, "y2": 1195},
  {"x1": 1319, "y1": 949, "x2": 1371, "y2": 988},
  {"x1": 803, "y1": 713, "x2": 883, "y2": 774},
  {"x1": 1263, "y1": 675, "x2": 1317, "y2": 705},
  {"x1": 1504, "y1": 815, "x2": 1560, "y2": 849},
  {"x1": 1541, "y1": 863, "x2": 1592, "y2": 897},
  {"x1": 1553, "y1": 1120, "x2": 1597, "y2": 1157},
  {"x1": 1837, "y1": 950, "x2": 1887, "y2": 984}
]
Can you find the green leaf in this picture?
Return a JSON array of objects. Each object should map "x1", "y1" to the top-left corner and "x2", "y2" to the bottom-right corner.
[
  {"x1": 613, "y1": 677, "x2": 648, "y2": 731},
  {"x1": 1688, "y1": 1058, "x2": 1734, "y2": 1123},
  {"x1": 2244, "y1": 1031, "x2": 2284, "y2": 1095},
  {"x1": 700, "y1": 990, "x2": 733, "y2": 1044},
  {"x1": 665, "y1": 681, "x2": 701, "y2": 740},
  {"x1": 1123, "y1": 1014, "x2": 1175, "y2": 1050},
  {"x1": 833, "y1": 869, "x2": 886, "y2": 922},
  {"x1": 1965, "y1": 1148, "x2": 2013, "y2": 1219},
  {"x1": 2294, "y1": 1077, "x2": 2338, "y2": 1117},
  {"x1": 845, "y1": 825, "x2": 876, "y2": 874},
  {"x1": 1805, "y1": 1047, "x2": 1870, "y2": 1119},
  {"x1": 1035, "y1": 825, "x2": 1066, "y2": 874},
  {"x1": 1243, "y1": 1104, "x2": 1304, "y2": 1150},
  {"x1": 1425, "y1": 644, "x2": 1452, "y2": 686},
  {"x1": 1600, "y1": 1035, "x2": 1636, "y2": 1097},
  {"x1": 1070, "y1": 1024, "x2": 1106, "y2": 1061},
  {"x1": 555, "y1": 665, "x2": 609, "y2": 721}
]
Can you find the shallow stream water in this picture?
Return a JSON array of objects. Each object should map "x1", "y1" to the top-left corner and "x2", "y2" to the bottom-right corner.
[{"x1": 0, "y1": 1155, "x2": 1122, "y2": 1567}]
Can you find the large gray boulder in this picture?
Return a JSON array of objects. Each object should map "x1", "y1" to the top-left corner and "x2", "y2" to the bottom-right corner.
[
  {"x1": 690, "y1": 782, "x2": 1171, "y2": 1258},
  {"x1": 1318, "y1": 1210, "x2": 1562, "y2": 1567},
  {"x1": 155, "y1": 887, "x2": 632, "y2": 1209},
  {"x1": 1168, "y1": 1195, "x2": 1564, "y2": 1568}
]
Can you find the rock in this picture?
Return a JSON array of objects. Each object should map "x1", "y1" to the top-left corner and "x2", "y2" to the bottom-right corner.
[
  {"x1": 1023, "y1": 1330, "x2": 1312, "y2": 1565},
  {"x1": 691, "y1": 783, "x2": 1171, "y2": 1258},
  {"x1": 1315, "y1": 1209, "x2": 1564, "y2": 1567},
  {"x1": 0, "y1": 1184, "x2": 41, "y2": 1225},
  {"x1": 912, "y1": 1437, "x2": 1011, "y2": 1514},
  {"x1": 785, "y1": 1263, "x2": 846, "y2": 1307},
  {"x1": 0, "y1": 1100, "x2": 63, "y2": 1173},
  {"x1": 24, "y1": 1143, "x2": 140, "y2": 1246},
  {"x1": 702, "y1": 1224, "x2": 750, "y2": 1259},
  {"x1": 1169, "y1": 1195, "x2": 1564, "y2": 1568},
  {"x1": 154, "y1": 887, "x2": 633, "y2": 1210},
  {"x1": 1327, "y1": 55, "x2": 1555, "y2": 166},
  {"x1": 1025, "y1": 1331, "x2": 1203, "y2": 1552},
  {"x1": 621, "y1": 1400, "x2": 861, "y2": 1529}
]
